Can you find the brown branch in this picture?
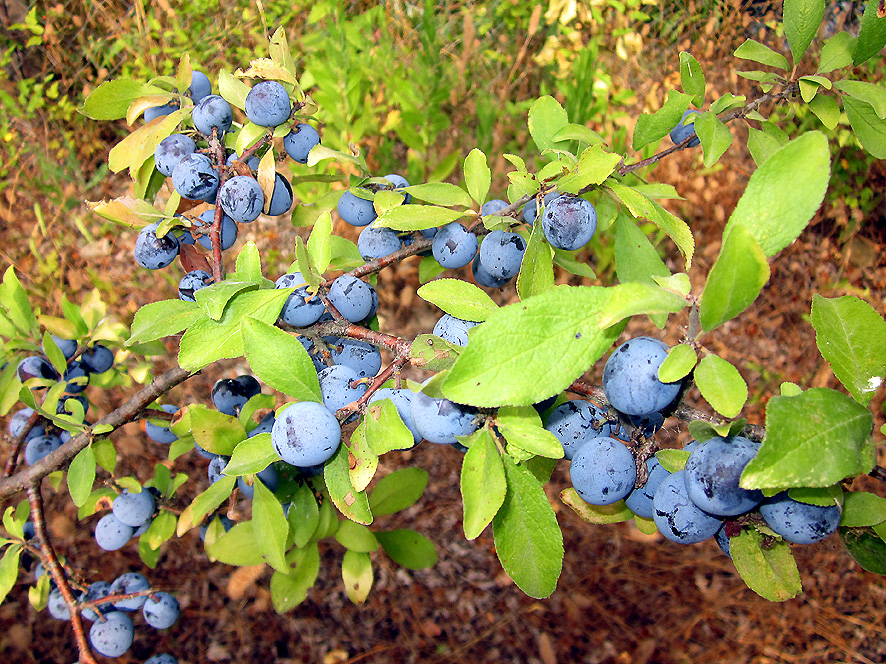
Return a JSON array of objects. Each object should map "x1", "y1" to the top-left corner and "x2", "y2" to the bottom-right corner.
[
  {"x1": 79, "y1": 588, "x2": 157, "y2": 612},
  {"x1": 27, "y1": 483, "x2": 98, "y2": 664},
  {"x1": 209, "y1": 128, "x2": 227, "y2": 283},
  {"x1": 0, "y1": 366, "x2": 194, "y2": 499}
]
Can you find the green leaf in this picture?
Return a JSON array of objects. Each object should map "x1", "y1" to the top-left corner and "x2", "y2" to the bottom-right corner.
[
  {"x1": 417, "y1": 279, "x2": 498, "y2": 322},
  {"x1": 731, "y1": 529, "x2": 802, "y2": 601},
  {"x1": 0, "y1": 545, "x2": 22, "y2": 605},
  {"x1": 363, "y1": 400, "x2": 415, "y2": 455},
  {"x1": 108, "y1": 110, "x2": 183, "y2": 174},
  {"x1": 818, "y1": 31, "x2": 856, "y2": 73},
  {"x1": 177, "y1": 475, "x2": 237, "y2": 535},
  {"x1": 516, "y1": 219, "x2": 555, "y2": 301},
  {"x1": 854, "y1": 0, "x2": 886, "y2": 66},
  {"x1": 464, "y1": 148, "x2": 491, "y2": 205},
  {"x1": 376, "y1": 529, "x2": 437, "y2": 569},
  {"x1": 418, "y1": 254, "x2": 447, "y2": 283},
  {"x1": 92, "y1": 438, "x2": 116, "y2": 474},
  {"x1": 348, "y1": 422, "x2": 377, "y2": 493},
  {"x1": 552, "y1": 247, "x2": 596, "y2": 279},
  {"x1": 341, "y1": 550, "x2": 373, "y2": 603},
  {"x1": 560, "y1": 489, "x2": 633, "y2": 523},
  {"x1": 442, "y1": 286, "x2": 622, "y2": 407},
  {"x1": 369, "y1": 467, "x2": 429, "y2": 517},
  {"x1": 747, "y1": 127, "x2": 782, "y2": 168},
  {"x1": 844, "y1": 96, "x2": 886, "y2": 159},
  {"x1": 252, "y1": 479, "x2": 289, "y2": 572},
  {"x1": 655, "y1": 449, "x2": 691, "y2": 473},
  {"x1": 324, "y1": 444, "x2": 372, "y2": 525},
  {"x1": 460, "y1": 427, "x2": 507, "y2": 539},
  {"x1": 597, "y1": 282, "x2": 687, "y2": 329},
  {"x1": 835, "y1": 80, "x2": 886, "y2": 119},
  {"x1": 307, "y1": 211, "x2": 333, "y2": 274},
  {"x1": 632, "y1": 90, "x2": 693, "y2": 150},
  {"x1": 551, "y1": 123, "x2": 604, "y2": 145},
  {"x1": 178, "y1": 289, "x2": 291, "y2": 371},
  {"x1": 808, "y1": 94, "x2": 842, "y2": 130},
  {"x1": 840, "y1": 528, "x2": 886, "y2": 575},
  {"x1": 410, "y1": 334, "x2": 463, "y2": 371},
  {"x1": 811, "y1": 294, "x2": 886, "y2": 406},
  {"x1": 80, "y1": 79, "x2": 169, "y2": 120},
  {"x1": 270, "y1": 543, "x2": 320, "y2": 613},
  {"x1": 224, "y1": 433, "x2": 279, "y2": 476},
  {"x1": 374, "y1": 204, "x2": 466, "y2": 231},
  {"x1": 289, "y1": 484, "x2": 320, "y2": 549},
  {"x1": 145, "y1": 510, "x2": 176, "y2": 550},
  {"x1": 194, "y1": 280, "x2": 259, "y2": 321},
  {"x1": 699, "y1": 225, "x2": 770, "y2": 332},
  {"x1": 400, "y1": 183, "x2": 473, "y2": 208},
  {"x1": 614, "y1": 216, "x2": 671, "y2": 307},
  {"x1": 788, "y1": 485, "x2": 842, "y2": 506},
  {"x1": 556, "y1": 145, "x2": 622, "y2": 194},
  {"x1": 1, "y1": 266, "x2": 37, "y2": 335},
  {"x1": 694, "y1": 354, "x2": 748, "y2": 419},
  {"x1": 67, "y1": 445, "x2": 96, "y2": 508},
  {"x1": 840, "y1": 492, "x2": 886, "y2": 527},
  {"x1": 709, "y1": 93, "x2": 747, "y2": 114},
  {"x1": 233, "y1": 242, "x2": 263, "y2": 281},
  {"x1": 206, "y1": 521, "x2": 264, "y2": 566},
  {"x1": 127, "y1": 299, "x2": 203, "y2": 345},
  {"x1": 607, "y1": 182, "x2": 694, "y2": 269},
  {"x1": 784, "y1": 0, "x2": 826, "y2": 63},
  {"x1": 528, "y1": 96, "x2": 570, "y2": 155},
  {"x1": 679, "y1": 51, "x2": 706, "y2": 106},
  {"x1": 658, "y1": 343, "x2": 698, "y2": 382},
  {"x1": 693, "y1": 111, "x2": 733, "y2": 167},
  {"x1": 334, "y1": 520, "x2": 378, "y2": 553},
  {"x1": 218, "y1": 69, "x2": 250, "y2": 109},
  {"x1": 722, "y1": 132, "x2": 830, "y2": 256},
  {"x1": 492, "y1": 456, "x2": 563, "y2": 599},
  {"x1": 241, "y1": 317, "x2": 322, "y2": 401},
  {"x1": 734, "y1": 38, "x2": 790, "y2": 70},
  {"x1": 740, "y1": 388, "x2": 874, "y2": 489},
  {"x1": 190, "y1": 406, "x2": 246, "y2": 456},
  {"x1": 497, "y1": 406, "x2": 563, "y2": 459}
]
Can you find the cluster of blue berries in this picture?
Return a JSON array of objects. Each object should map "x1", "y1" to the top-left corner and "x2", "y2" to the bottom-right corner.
[
  {"x1": 45, "y1": 568, "x2": 178, "y2": 660},
  {"x1": 11, "y1": 338, "x2": 115, "y2": 466},
  {"x1": 94, "y1": 488, "x2": 159, "y2": 552},
  {"x1": 552, "y1": 336, "x2": 841, "y2": 553}
]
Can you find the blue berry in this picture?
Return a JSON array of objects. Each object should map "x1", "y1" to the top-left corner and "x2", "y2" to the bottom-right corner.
[
  {"x1": 328, "y1": 275, "x2": 375, "y2": 322},
  {"x1": 196, "y1": 210, "x2": 238, "y2": 250},
  {"x1": 109, "y1": 572, "x2": 151, "y2": 611},
  {"x1": 759, "y1": 492, "x2": 841, "y2": 545},
  {"x1": 432, "y1": 222, "x2": 478, "y2": 269},
  {"x1": 569, "y1": 436, "x2": 637, "y2": 505},
  {"x1": 383, "y1": 173, "x2": 412, "y2": 203},
  {"x1": 44, "y1": 335, "x2": 77, "y2": 360},
  {"x1": 337, "y1": 190, "x2": 377, "y2": 227},
  {"x1": 624, "y1": 456, "x2": 671, "y2": 519},
  {"x1": 275, "y1": 272, "x2": 324, "y2": 327},
  {"x1": 154, "y1": 134, "x2": 196, "y2": 176},
  {"x1": 368, "y1": 388, "x2": 421, "y2": 445},
  {"x1": 318, "y1": 365, "x2": 367, "y2": 413},
  {"x1": 62, "y1": 361, "x2": 90, "y2": 394},
  {"x1": 47, "y1": 588, "x2": 71, "y2": 620},
  {"x1": 328, "y1": 338, "x2": 382, "y2": 378},
  {"x1": 146, "y1": 655, "x2": 179, "y2": 664},
  {"x1": 271, "y1": 401, "x2": 342, "y2": 467},
  {"x1": 80, "y1": 344, "x2": 114, "y2": 374},
  {"x1": 178, "y1": 270, "x2": 213, "y2": 302},
  {"x1": 219, "y1": 175, "x2": 264, "y2": 223},
  {"x1": 226, "y1": 151, "x2": 260, "y2": 170},
  {"x1": 432, "y1": 314, "x2": 480, "y2": 347},
  {"x1": 410, "y1": 387, "x2": 479, "y2": 444},
  {"x1": 142, "y1": 591, "x2": 180, "y2": 629},
  {"x1": 192, "y1": 94, "x2": 233, "y2": 136},
  {"x1": 358, "y1": 223, "x2": 402, "y2": 260},
  {"x1": 9, "y1": 408, "x2": 45, "y2": 441},
  {"x1": 144, "y1": 103, "x2": 177, "y2": 122},
  {"x1": 544, "y1": 399, "x2": 614, "y2": 460},
  {"x1": 480, "y1": 199, "x2": 509, "y2": 215},
  {"x1": 171, "y1": 153, "x2": 219, "y2": 200},
  {"x1": 283, "y1": 123, "x2": 320, "y2": 163},
  {"x1": 207, "y1": 455, "x2": 229, "y2": 484},
  {"x1": 80, "y1": 581, "x2": 113, "y2": 621},
  {"x1": 248, "y1": 412, "x2": 275, "y2": 437},
  {"x1": 683, "y1": 436, "x2": 763, "y2": 516},
  {"x1": 268, "y1": 174, "x2": 294, "y2": 216},
  {"x1": 714, "y1": 525, "x2": 732, "y2": 557},
  {"x1": 521, "y1": 192, "x2": 560, "y2": 225},
  {"x1": 89, "y1": 611, "x2": 134, "y2": 657},
  {"x1": 188, "y1": 71, "x2": 212, "y2": 102},
  {"x1": 245, "y1": 80, "x2": 291, "y2": 127},
  {"x1": 211, "y1": 375, "x2": 261, "y2": 415},
  {"x1": 94, "y1": 514, "x2": 134, "y2": 551},
  {"x1": 112, "y1": 489, "x2": 156, "y2": 527},
  {"x1": 479, "y1": 230, "x2": 526, "y2": 279},
  {"x1": 670, "y1": 109, "x2": 701, "y2": 147},
  {"x1": 237, "y1": 465, "x2": 279, "y2": 498},
  {"x1": 471, "y1": 252, "x2": 511, "y2": 288},
  {"x1": 16, "y1": 356, "x2": 58, "y2": 383},
  {"x1": 134, "y1": 222, "x2": 180, "y2": 269},
  {"x1": 24, "y1": 435, "x2": 62, "y2": 465},
  {"x1": 652, "y1": 470, "x2": 723, "y2": 544},
  {"x1": 542, "y1": 194, "x2": 597, "y2": 251},
  {"x1": 602, "y1": 337, "x2": 681, "y2": 417}
]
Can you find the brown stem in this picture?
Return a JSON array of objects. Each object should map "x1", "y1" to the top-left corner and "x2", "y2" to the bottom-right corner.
[
  {"x1": 79, "y1": 588, "x2": 156, "y2": 612},
  {"x1": 0, "y1": 367, "x2": 194, "y2": 499},
  {"x1": 27, "y1": 483, "x2": 98, "y2": 664},
  {"x1": 209, "y1": 128, "x2": 227, "y2": 283}
]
